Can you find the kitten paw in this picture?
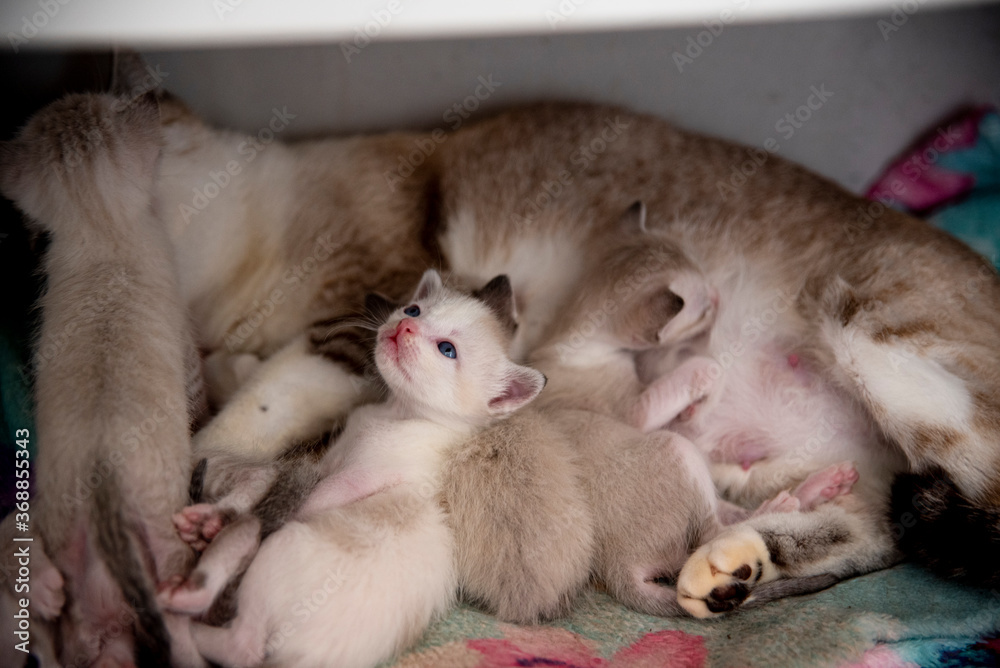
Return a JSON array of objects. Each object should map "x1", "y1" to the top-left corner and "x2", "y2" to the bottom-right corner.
[
  {"x1": 173, "y1": 504, "x2": 226, "y2": 551},
  {"x1": 677, "y1": 526, "x2": 778, "y2": 618},
  {"x1": 34, "y1": 562, "x2": 65, "y2": 619},
  {"x1": 753, "y1": 490, "x2": 801, "y2": 516},
  {"x1": 792, "y1": 461, "x2": 858, "y2": 511},
  {"x1": 157, "y1": 572, "x2": 213, "y2": 616}
]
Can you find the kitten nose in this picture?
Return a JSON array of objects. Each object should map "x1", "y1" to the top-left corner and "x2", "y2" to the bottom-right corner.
[{"x1": 396, "y1": 318, "x2": 418, "y2": 339}]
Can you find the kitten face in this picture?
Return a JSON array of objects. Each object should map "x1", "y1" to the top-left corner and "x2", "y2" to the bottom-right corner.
[{"x1": 375, "y1": 270, "x2": 545, "y2": 423}]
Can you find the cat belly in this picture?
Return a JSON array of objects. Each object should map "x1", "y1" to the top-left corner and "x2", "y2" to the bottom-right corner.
[{"x1": 677, "y1": 347, "x2": 878, "y2": 494}]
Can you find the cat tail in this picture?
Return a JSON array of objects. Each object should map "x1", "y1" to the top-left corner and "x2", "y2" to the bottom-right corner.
[
  {"x1": 91, "y1": 471, "x2": 174, "y2": 668},
  {"x1": 891, "y1": 468, "x2": 1000, "y2": 588}
]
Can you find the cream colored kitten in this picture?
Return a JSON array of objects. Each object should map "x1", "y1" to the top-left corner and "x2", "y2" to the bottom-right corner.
[{"x1": 160, "y1": 271, "x2": 545, "y2": 668}]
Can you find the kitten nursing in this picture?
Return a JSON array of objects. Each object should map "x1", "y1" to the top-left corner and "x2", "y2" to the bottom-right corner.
[
  {"x1": 4, "y1": 49, "x2": 1000, "y2": 665},
  {"x1": 0, "y1": 92, "x2": 203, "y2": 666},
  {"x1": 460, "y1": 203, "x2": 851, "y2": 618},
  {"x1": 161, "y1": 270, "x2": 545, "y2": 668}
]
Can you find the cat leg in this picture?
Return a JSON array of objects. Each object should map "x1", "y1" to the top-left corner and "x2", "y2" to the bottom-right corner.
[
  {"x1": 193, "y1": 335, "x2": 372, "y2": 460},
  {"x1": 160, "y1": 516, "x2": 261, "y2": 616},
  {"x1": 191, "y1": 616, "x2": 267, "y2": 668},
  {"x1": 296, "y1": 469, "x2": 402, "y2": 517},
  {"x1": 633, "y1": 356, "x2": 718, "y2": 432},
  {"x1": 817, "y1": 275, "x2": 1000, "y2": 504},
  {"x1": 676, "y1": 500, "x2": 897, "y2": 618},
  {"x1": 176, "y1": 464, "x2": 279, "y2": 549}
]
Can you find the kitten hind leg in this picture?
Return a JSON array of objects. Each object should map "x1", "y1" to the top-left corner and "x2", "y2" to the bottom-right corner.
[
  {"x1": 191, "y1": 616, "x2": 267, "y2": 668},
  {"x1": 160, "y1": 516, "x2": 261, "y2": 616}
]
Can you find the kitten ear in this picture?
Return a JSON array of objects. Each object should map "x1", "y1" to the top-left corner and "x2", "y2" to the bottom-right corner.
[
  {"x1": 617, "y1": 287, "x2": 685, "y2": 348},
  {"x1": 364, "y1": 292, "x2": 398, "y2": 323},
  {"x1": 413, "y1": 269, "x2": 443, "y2": 301},
  {"x1": 489, "y1": 365, "x2": 546, "y2": 415},
  {"x1": 620, "y1": 200, "x2": 647, "y2": 233},
  {"x1": 473, "y1": 275, "x2": 517, "y2": 335}
]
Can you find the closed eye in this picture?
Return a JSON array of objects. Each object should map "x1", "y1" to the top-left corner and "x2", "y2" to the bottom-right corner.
[
  {"x1": 404, "y1": 304, "x2": 420, "y2": 317},
  {"x1": 438, "y1": 341, "x2": 456, "y2": 359}
]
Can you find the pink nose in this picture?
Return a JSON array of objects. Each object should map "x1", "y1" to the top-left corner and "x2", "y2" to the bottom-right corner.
[{"x1": 395, "y1": 318, "x2": 418, "y2": 340}]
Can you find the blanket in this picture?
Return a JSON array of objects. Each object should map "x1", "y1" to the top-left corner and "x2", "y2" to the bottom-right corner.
[{"x1": 2, "y1": 108, "x2": 999, "y2": 668}]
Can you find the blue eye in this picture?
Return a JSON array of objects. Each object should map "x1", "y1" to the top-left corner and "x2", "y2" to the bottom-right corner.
[
  {"x1": 404, "y1": 305, "x2": 420, "y2": 317},
  {"x1": 438, "y1": 341, "x2": 456, "y2": 359}
]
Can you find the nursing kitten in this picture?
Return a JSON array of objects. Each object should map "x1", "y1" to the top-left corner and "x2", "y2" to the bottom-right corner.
[
  {"x1": 0, "y1": 93, "x2": 202, "y2": 665},
  {"x1": 632, "y1": 260, "x2": 901, "y2": 617},
  {"x1": 160, "y1": 271, "x2": 546, "y2": 668},
  {"x1": 446, "y1": 204, "x2": 846, "y2": 621},
  {"x1": 529, "y1": 204, "x2": 845, "y2": 615}
]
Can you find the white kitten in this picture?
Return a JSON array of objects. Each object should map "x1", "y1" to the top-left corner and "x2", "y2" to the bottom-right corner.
[{"x1": 160, "y1": 270, "x2": 545, "y2": 668}]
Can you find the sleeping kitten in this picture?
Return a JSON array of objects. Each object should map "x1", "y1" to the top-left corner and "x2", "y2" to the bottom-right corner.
[
  {"x1": 159, "y1": 270, "x2": 545, "y2": 668},
  {"x1": 0, "y1": 92, "x2": 202, "y2": 665}
]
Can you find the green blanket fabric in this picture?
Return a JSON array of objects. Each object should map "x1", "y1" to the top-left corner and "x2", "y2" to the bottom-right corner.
[{"x1": 389, "y1": 565, "x2": 1000, "y2": 667}]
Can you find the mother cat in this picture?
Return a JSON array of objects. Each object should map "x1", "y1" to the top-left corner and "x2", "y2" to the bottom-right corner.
[{"x1": 1, "y1": 54, "x2": 999, "y2": 663}]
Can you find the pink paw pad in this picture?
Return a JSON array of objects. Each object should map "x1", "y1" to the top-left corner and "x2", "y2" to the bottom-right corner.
[
  {"x1": 793, "y1": 462, "x2": 859, "y2": 511},
  {"x1": 753, "y1": 490, "x2": 801, "y2": 516},
  {"x1": 173, "y1": 504, "x2": 225, "y2": 550}
]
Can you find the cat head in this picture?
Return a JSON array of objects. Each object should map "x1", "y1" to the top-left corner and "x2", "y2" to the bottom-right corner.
[
  {"x1": 552, "y1": 202, "x2": 717, "y2": 358},
  {"x1": 0, "y1": 92, "x2": 162, "y2": 230},
  {"x1": 375, "y1": 269, "x2": 546, "y2": 425}
]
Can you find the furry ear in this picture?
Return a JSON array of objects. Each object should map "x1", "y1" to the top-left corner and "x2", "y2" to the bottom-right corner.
[
  {"x1": 617, "y1": 287, "x2": 685, "y2": 348},
  {"x1": 473, "y1": 275, "x2": 517, "y2": 335},
  {"x1": 364, "y1": 292, "x2": 398, "y2": 324},
  {"x1": 111, "y1": 48, "x2": 163, "y2": 99},
  {"x1": 489, "y1": 365, "x2": 546, "y2": 415},
  {"x1": 620, "y1": 200, "x2": 647, "y2": 233},
  {"x1": 413, "y1": 269, "x2": 443, "y2": 301}
]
